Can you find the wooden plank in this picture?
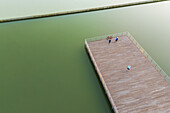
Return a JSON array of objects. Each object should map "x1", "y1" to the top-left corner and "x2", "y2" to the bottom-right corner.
[{"x1": 85, "y1": 35, "x2": 170, "y2": 113}]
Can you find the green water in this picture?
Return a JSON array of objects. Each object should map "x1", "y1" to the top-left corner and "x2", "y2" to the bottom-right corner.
[
  {"x1": 0, "y1": 1, "x2": 170, "y2": 113},
  {"x1": 0, "y1": 0, "x2": 151, "y2": 20}
]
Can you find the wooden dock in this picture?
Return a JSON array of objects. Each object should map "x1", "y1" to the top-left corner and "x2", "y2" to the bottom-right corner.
[{"x1": 85, "y1": 34, "x2": 170, "y2": 113}]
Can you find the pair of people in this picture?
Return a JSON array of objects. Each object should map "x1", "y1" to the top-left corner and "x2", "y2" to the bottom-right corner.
[{"x1": 108, "y1": 37, "x2": 118, "y2": 44}]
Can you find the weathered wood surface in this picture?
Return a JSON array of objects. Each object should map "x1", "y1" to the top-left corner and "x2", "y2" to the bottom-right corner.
[{"x1": 85, "y1": 36, "x2": 170, "y2": 113}]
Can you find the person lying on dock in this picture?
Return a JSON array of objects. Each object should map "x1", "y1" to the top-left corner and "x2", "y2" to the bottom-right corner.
[{"x1": 127, "y1": 66, "x2": 131, "y2": 70}]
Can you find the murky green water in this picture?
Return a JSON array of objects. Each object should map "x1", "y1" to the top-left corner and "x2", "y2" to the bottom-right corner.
[
  {"x1": 0, "y1": 0, "x2": 151, "y2": 20},
  {"x1": 0, "y1": 1, "x2": 170, "y2": 113}
]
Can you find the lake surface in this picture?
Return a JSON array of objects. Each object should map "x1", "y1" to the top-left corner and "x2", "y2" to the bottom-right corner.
[
  {"x1": 0, "y1": 0, "x2": 151, "y2": 20},
  {"x1": 0, "y1": 1, "x2": 170, "y2": 113}
]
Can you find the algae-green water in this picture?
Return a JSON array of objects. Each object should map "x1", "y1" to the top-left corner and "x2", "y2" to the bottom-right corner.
[{"x1": 0, "y1": 1, "x2": 170, "y2": 113}]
